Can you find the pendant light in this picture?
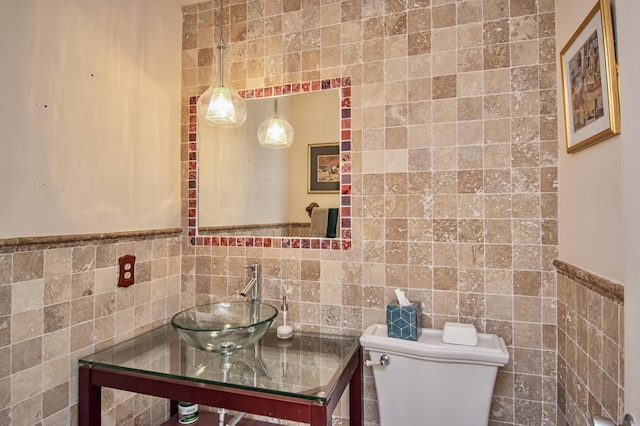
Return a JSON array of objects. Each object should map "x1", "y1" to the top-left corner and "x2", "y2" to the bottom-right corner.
[
  {"x1": 257, "y1": 98, "x2": 295, "y2": 149},
  {"x1": 197, "y1": 0, "x2": 246, "y2": 128}
]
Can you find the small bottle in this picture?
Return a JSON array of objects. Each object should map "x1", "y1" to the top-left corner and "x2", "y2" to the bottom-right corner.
[
  {"x1": 178, "y1": 401, "x2": 199, "y2": 424},
  {"x1": 277, "y1": 296, "x2": 293, "y2": 339}
]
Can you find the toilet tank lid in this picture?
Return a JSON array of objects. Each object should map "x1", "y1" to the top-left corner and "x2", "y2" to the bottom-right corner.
[{"x1": 360, "y1": 324, "x2": 509, "y2": 366}]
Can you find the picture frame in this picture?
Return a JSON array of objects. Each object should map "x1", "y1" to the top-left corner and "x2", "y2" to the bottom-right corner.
[
  {"x1": 307, "y1": 143, "x2": 340, "y2": 193},
  {"x1": 560, "y1": 0, "x2": 620, "y2": 153}
]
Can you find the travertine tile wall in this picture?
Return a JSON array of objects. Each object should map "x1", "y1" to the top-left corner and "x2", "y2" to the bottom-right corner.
[
  {"x1": 0, "y1": 232, "x2": 182, "y2": 425},
  {"x1": 555, "y1": 261, "x2": 625, "y2": 426},
  {"x1": 180, "y1": 0, "x2": 559, "y2": 425}
]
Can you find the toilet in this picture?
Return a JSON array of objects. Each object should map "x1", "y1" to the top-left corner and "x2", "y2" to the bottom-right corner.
[{"x1": 360, "y1": 323, "x2": 509, "y2": 426}]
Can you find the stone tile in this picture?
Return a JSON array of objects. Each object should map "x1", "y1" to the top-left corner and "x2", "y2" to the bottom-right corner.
[
  {"x1": 13, "y1": 251, "x2": 44, "y2": 282},
  {"x1": 458, "y1": 169, "x2": 483, "y2": 193},
  {"x1": 0, "y1": 377, "x2": 8, "y2": 411},
  {"x1": 42, "y1": 329, "x2": 70, "y2": 362},
  {"x1": 72, "y1": 246, "x2": 96, "y2": 273},
  {"x1": 70, "y1": 297, "x2": 94, "y2": 325},
  {"x1": 0, "y1": 285, "x2": 9, "y2": 318},
  {"x1": 485, "y1": 244, "x2": 512, "y2": 269},
  {"x1": 432, "y1": 74, "x2": 456, "y2": 99},
  {"x1": 11, "y1": 364, "x2": 42, "y2": 404},
  {"x1": 483, "y1": 0, "x2": 509, "y2": 20},
  {"x1": 12, "y1": 278, "x2": 44, "y2": 314},
  {"x1": 43, "y1": 382, "x2": 69, "y2": 419},
  {"x1": 483, "y1": 19, "x2": 509, "y2": 45},
  {"x1": 0, "y1": 346, "x2": 8, "y2": 379},
  {"x1": 457, "y1": 96, "x2": 482, "y2": 121},
  {"x1": 0, "y1": 255, "x2": 11, "y2": 285},
  {"x1": 457, "y1": 0, "x2": 482, "y2": 24},
  {"x1": 483, "y1": 44, "x2": 510, "y2": 70},
  {"x1": 44, "y1": 248, "x2": 72, "y2": 278},
  {"x1": 11, "y1": 394, "x2": 42, "y2": 425},
  {"x1": 43, "y1": 302, "x2": 70, "y2": 334},
  {"x1": 433, "y1": 267, "x2": 458, "y2": 290},
  {"x1": 432, "y1": 3, "x2": 456, "y2": 28},
  {"x1": 96, "y1": 244, "x2": 117, "y2": 268}
]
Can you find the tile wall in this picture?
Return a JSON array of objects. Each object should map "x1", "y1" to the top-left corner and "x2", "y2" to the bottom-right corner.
[
  {"x1": 0, "y1": 231, "x2": 182, "y2": 426},
  {"x1": 555, "y1": 261, "x2": 625, "y2": 426},
  {"x1": 180, "y1": 0, "x2": 559, "y2": 425}
]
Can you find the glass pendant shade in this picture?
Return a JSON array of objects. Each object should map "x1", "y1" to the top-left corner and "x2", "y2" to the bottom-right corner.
[
  {"x1": 196, "y1": 0, "x2": 246, "y2": 128},
  {"x1": 197, "y1": 83, "x2": 246, "y2": 128},
  {"x1": 257, "y1": 99, "x2": 294, "y2": 149}
]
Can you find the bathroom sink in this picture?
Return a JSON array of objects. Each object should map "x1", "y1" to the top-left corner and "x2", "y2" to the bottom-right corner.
[{"x1": 171, "y1": 301, "x2": 278, "y2": 354}]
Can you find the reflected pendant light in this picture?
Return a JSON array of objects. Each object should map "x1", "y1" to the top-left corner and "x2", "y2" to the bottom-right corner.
[
  {"x1": 257, "y1": 98, "x2": 295, "y2": 149},
  {"x1": 197, "y1": 0, "x2": 246, "y2": 128}
]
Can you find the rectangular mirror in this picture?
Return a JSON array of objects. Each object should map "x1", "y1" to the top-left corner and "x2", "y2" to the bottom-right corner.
[{"x1": 186, "y1": 78, "x2": 352, "y2": 250}]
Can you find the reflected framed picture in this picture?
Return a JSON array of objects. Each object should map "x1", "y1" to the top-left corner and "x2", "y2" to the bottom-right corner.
[
  {"x1": 308, "y1": 143, "x2": 340, "y2": 193},
  {"x1": 560, "y1": 0, "x2": 620, "y2": 153}
]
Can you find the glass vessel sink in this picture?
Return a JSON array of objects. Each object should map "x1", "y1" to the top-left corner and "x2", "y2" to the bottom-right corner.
[{"x1": 171, "y1": 301, "x2": 278, "y2": 354}]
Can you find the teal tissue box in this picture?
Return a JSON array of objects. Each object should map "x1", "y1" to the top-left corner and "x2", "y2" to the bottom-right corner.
[{"x1": 387, "y1": 300, "x2": 422, "y2": 341}]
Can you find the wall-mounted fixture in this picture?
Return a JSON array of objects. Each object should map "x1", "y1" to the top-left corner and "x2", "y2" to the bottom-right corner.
[
  {"x1": 118, "y1": 255, "x2": 135, "y2": 288},
  {"x1": 196, "y1": 0, "x2": 246, "y2": 128},
  {"x1": 589, "y1": 414, "x2": 637, "y2": 426},
  {"x1": 257, "y1": 98, "x2": 294, "y2": 149}
]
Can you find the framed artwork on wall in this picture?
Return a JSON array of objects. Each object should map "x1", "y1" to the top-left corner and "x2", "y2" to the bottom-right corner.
[
  {"x1": 560, "y1": 0, "x2": 620, "y2": 153},
  {"x1": 307, "y1": 143, "x2": 340, "y2": 193}
]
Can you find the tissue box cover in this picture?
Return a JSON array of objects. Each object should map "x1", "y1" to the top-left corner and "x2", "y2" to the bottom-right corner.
[{"x1": 387, "y1": 300, "x2": 422, "y2": 341}]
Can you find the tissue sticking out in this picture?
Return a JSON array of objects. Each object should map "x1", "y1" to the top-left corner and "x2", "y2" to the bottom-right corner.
[{"x1": 394, "y1": 288, "x2": 411, "y2": 307}]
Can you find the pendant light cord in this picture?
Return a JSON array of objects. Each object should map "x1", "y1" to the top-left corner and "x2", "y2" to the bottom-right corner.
[{"x1": 218, "y1": 0, "x2": 226, "y2": 87}]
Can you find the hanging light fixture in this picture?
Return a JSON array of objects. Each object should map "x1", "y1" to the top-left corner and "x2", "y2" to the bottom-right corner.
[
  {"x1": 257, "y1": 98, "x2": 295, "y2": 149},
  {"x1": 197, "y1": 0, "x2": 246, "y2": 128}
]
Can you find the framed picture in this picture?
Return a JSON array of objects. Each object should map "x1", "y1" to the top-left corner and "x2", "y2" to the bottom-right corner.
[
  {"x1": 307, "y1": 143, "x2": 340, "y2": 193},
  {"x1": 560, "y1": 0, "x2": 620, "y2": 153}
]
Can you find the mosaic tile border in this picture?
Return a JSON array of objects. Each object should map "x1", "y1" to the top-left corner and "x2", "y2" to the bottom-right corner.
[
  {"x1": 0, "y1": 227, "x2": 183, "y2": 253},
  {"x1": 553, "y1": 259, "x2": 624, "y2": 305},
  {"x1": 187, "y1": 77, "x2": 352, "y2": 250}
]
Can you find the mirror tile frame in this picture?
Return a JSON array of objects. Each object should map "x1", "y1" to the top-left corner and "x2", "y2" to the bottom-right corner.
[{"x1": 186, "y1": 77, "x2": 352, "y2": 251}]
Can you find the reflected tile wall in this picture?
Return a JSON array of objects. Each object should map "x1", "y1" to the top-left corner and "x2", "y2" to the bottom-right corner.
[{"x1": 180, "y1": 0, "x2": 559, "y2": 425}]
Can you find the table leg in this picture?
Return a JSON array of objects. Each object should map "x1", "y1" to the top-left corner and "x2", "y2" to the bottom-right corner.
[
  {"x1": 349, "y1": 348, "x2": 363, "y2": 426},
  {"x1": 309, "y1": 404, "x2": 330, "y2": 426},
  {"x1": 78, "y1": 366, "x2": 102, "y2": 426}
]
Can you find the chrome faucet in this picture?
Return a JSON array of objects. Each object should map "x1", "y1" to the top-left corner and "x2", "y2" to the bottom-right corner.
[
  {"x1": 240, "y1": 264, "x2": 260, "y2": 302},
  {"x1": 240, "y1": 264, "x2": 261, "y2": 328}
]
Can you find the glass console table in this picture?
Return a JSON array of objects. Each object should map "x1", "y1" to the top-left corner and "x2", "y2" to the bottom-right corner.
[{"x1": 78, "y1": 325, "x2": 363, "y2": 426}]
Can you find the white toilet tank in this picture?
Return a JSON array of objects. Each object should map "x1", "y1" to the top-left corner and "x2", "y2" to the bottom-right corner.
[{"x1": 360, "y1": 323, "x2": 509, "y2": 426}]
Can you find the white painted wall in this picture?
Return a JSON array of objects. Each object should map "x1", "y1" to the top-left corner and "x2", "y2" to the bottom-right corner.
[
  {"x1": 616, "y1": 0, "x2": 640, "y2": 418},
  {"x1": 556, "y1": 0, "x2": 624, "y2": 283},
  {"x1": 557, "y1": 0, "x2": 640, "y2": 418},
  {"x1": 0, "y1": 0, "x2": 182, "y2": 238}
]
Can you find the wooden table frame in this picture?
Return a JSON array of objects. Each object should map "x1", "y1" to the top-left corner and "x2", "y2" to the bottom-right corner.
[{"x1": 78, "y1": 346, "x2": 362, "y2": 426}]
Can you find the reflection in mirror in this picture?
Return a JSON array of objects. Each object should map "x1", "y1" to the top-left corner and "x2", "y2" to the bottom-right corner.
[
  {"x1": 199, "y1": 90, "x2": 338, "y2": 236},
  {"x1": 187, "y1": 78, "x2": 352, "y2": 250}
]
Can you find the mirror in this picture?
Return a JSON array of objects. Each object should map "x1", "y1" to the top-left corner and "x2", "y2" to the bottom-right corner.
[{"x1": 197, "y1": 88, "x2": 342, "y2": 238}]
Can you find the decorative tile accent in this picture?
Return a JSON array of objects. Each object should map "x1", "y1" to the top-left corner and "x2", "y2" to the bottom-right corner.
[{"x1": 186, "y1": 78, "x2": 352, "y2": 251}]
